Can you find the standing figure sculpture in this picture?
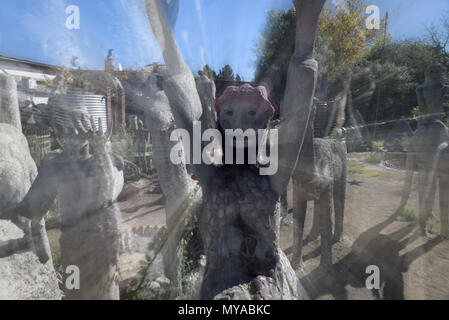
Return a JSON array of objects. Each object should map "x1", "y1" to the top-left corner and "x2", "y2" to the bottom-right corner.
[
  {"x1": 398, "y1": 65, "x2": 449, "y2": 237},
  {"x1": 6, "y1": 108, "x2": 124, "y2": 299},
  {"x1": 144, "y1": 0, "x2": 325, "y2": 299},
  {"x1": 134, "y1": 120, "x2": 150, "y2": 174},
  {"x1": 416, "y1": 65, "x2": 449, "y2": 128}
]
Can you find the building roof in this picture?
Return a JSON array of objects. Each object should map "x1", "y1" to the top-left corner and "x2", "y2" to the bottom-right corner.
[{"x1": 0, "y1": 55, "x2": 60, "y2": 74}]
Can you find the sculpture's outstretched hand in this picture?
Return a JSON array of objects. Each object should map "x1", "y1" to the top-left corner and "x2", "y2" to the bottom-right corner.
[
  {"x1": 145, "y1": 0, "x2": 202, "y2": 129},
  {"x1": 71, "y1": 112, "x2": 123, "y2": 204},
  {"x1": 87, "y1": 116, "x2": 112, "y2": 158}
]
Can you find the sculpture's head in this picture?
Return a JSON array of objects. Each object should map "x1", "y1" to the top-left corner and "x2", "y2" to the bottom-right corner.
[
  {"x1": 214, "y1": 84, "x2": 276, "y2": 154},
  {"x1": 425, "y1": 64, "x2": 444, "y2": 86},
  {"x1": 215, "y1": 84, "x2": 275, "y2": 133}
]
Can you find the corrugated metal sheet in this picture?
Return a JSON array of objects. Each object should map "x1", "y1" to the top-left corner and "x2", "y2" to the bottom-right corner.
[{"x1": 48, "y1": 92, "x2": 108, "y2": 132}]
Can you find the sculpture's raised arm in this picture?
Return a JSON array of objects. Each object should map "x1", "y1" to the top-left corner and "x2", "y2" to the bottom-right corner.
[
  {"x1": 269, "y1": 0, "x2": 325, "y2": 196},
  {"x1": 293, "y1": 0, "x2": 325, "y2": 60},
  {"x1": 145, "y1": 0, "x2": 202, "y2": 136},
  {"x1": 146, "y1": 0, "x2": 324, "y2": 191}
]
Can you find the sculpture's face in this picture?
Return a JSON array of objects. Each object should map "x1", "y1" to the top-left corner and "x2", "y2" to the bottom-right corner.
[
  {"x1": 218, "y1": 102, "x2": 268, "y2": 132},
  {"x1": 215, "y1": 84, "x2": 275, "y2": 149},
  {"x1": 218, "y1": 102, "x2": 269, "y2": 150}
]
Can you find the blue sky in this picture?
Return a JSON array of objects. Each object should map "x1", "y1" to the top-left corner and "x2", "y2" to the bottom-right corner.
[{"x1": 0, "y1": 0, "x2": 447, "y2": 81}]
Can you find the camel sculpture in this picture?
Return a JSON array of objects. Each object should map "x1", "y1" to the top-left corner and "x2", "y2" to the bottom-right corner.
[
  {"x1": 143, "y1": 0, "x2": 325, "y2": 299},
  {"x1": 279, "y1": 104, "x2": 347, "y2": 269},
  {"x1": 291, "y1": 137, "x2": 347, "y2": 268}
]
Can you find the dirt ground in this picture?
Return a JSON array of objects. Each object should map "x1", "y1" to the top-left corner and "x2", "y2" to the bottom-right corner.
[
  {"x1": 117, "y1": 178, "x2": 166, "y2": 231},
  {"x1": 117, "y1": 154, "x2": 449, "y2": 300},
  {"x1": 280, "y1": 154, "x2": 449, "y2": 300},
  {"x1": 47, "y1": 153, "x2": 449, "y2": 300}
]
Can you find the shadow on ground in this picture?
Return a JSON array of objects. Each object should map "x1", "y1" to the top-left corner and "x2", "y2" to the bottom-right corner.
[{"x1": 292, "y1": 213, "x2": 444, "y2": 300}]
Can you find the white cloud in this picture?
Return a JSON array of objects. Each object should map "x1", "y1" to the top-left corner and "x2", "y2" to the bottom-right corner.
[
  {"x1": 192, "y1": 0, "x2": 211, "y2": 69},
  {"x1": 182, "y1": 30, "x2": 189, "y2": 44},
  {"x1": 21, "y1": 0, "x2": 85, "y2": 68},
  {"x1": 20, "y1": 0, "x2": 164, "y2": 70},
  {"x1": 194, "y1": 0, "x2": 201, "y2": 13},
  {"x1": 200, "y1": 46, "x2": 206, "y2": 66},
  {"x1": 116, "y1": 0, "x2": 163, "y2": 67}
]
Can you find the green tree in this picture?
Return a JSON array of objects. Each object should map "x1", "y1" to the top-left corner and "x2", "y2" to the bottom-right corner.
[
  {"x1": 199, "y1": 64, "x2": 217, "y2": 80},
  {"x1": 255, "y1": 1, "x2": 386, "y2": 127},
  {"x1": 425, "y1": 11, "x2": 449, "y2": 69},
  {"x1": 216, "y1": 64, "x2": 235, "y2": 81},
  {"x1": 356, "y1": 40, "x2": 442, "y2": 126},
  {"x1": 255, "y1": 9, "x2": 296, "y2": 104},
  {"x1": 318, "y1": 0, "x2": 385, "y2": 75},
  {"x1": 236, "y1": 74, "x2": 242, "y2": 82}
]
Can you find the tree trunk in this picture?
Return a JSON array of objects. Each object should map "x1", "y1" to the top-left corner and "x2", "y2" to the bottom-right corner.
[{"x1": 332, "y1": 75, "x2": 352, "y2": 134}]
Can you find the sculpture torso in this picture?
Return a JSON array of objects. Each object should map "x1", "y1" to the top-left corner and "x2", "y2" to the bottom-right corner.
[
  {"x1": 19, "y1": 153, "x2": 124, "y2": 300},
  {"x1": 200, "y1": 165, "x2": 305, "y2": 300},
  {"x1": 417, "y1": 83, "x2": 447, "y2": 125},
  {"x1": 44, "y1": 155, "x2": 123, "y2": 230}
]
